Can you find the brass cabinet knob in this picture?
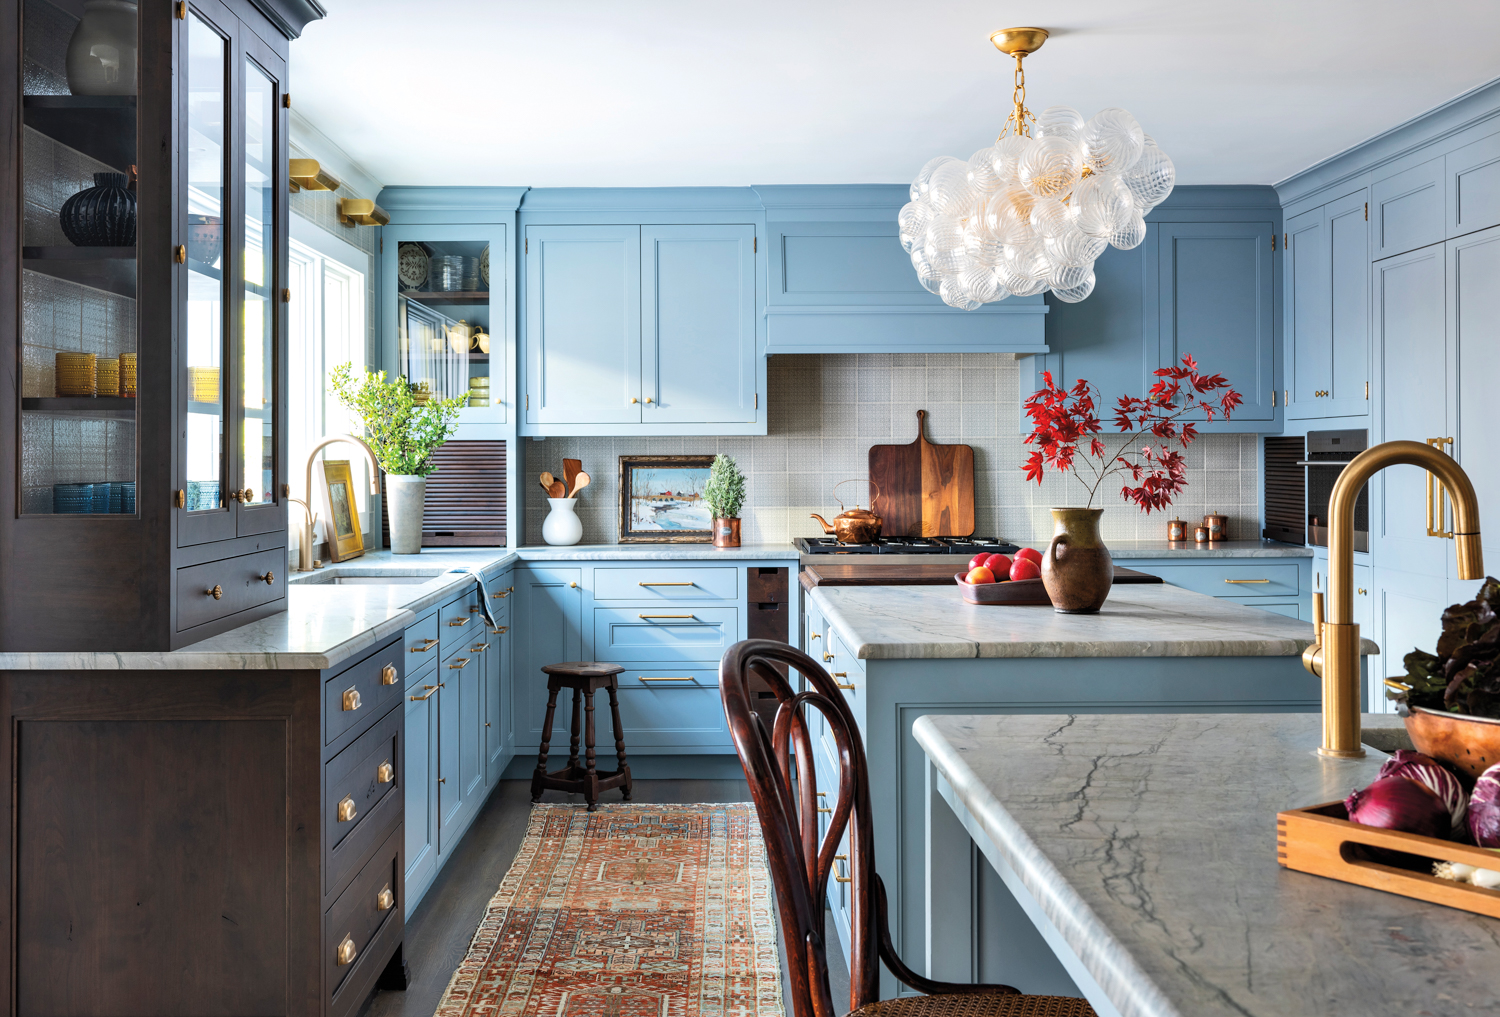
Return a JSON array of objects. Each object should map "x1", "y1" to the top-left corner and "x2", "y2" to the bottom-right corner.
[
  {"x1": 376, "y1": 885, "x2": 395, "y2": 912},
  {"x1": 336, "y1": 796, "x2": 356, "y2": 822},
  {"x1": 569, "y1": 582, "x2": 578, "y2": 589},
  {"x1": 258, "y1": 571, "x2": 275, "y2": 585},
  {"x1": 645, "y1": 396, "x2": 653, "y2": 404},
  {"x1": 243, "y1": 488, "x2": 254, "y2": 502},
  {"x1": 377, "y1": 760, "x2": 394, "y2": 784},
  {"x1": 630, "y1": 397, "x2": 639, "y2": 404},
  {"x1": 822, "y1": 652, "x2": 834, "y2": 662},
  {"x1": 207, "y1": 585, "x2": 223, "y2": 600},
  {"x1": 342, "y1": 687, "x2": 361, "y2": 711},
  {"x1": 335, "y1": 935, "x2": 357, "y2": 965},
  {"x1": 380, "y1": 664, "x2": 397, "y2": 685},
  {"x1": 228, "y1": 489, "x2": 240, "y2": 503},
  {"x1": 174, "y1": 489, "x2": 186, "y2": 508}
]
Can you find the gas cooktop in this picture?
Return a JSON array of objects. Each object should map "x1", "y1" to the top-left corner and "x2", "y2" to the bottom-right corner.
[{"x1": 794, "y1": 536, "x2": 1022, "y2": 556}]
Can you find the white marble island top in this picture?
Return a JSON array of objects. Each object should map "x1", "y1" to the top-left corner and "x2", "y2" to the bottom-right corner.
[
  {"x1": 809, "y1": 582, "x2": 1377, "y2": 660},
  {"x1": 915, "y1": 713, "x2": 1500, "y2": 1017}
]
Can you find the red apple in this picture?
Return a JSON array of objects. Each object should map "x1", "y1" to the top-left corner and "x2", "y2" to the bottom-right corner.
[
  {"x1": 983, "y1": 553, "x2": 1012, "y2": 575},
  {"x1": 965, "y1": 565, "x2": 996, "y2": 585},
  {"x1": 1009, "y1": 557, "x2": 1041, "y2": 581},
  {"x1": 969, "y1": 553, "x2": 990, "y2": 571},
  {"x1": 1015, "y1": 547, "x2": 1043, "y2": 565}
]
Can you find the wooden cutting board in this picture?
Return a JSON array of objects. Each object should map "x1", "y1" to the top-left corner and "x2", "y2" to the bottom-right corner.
[{"x1": 869, "y1": 410, "x2": 975, "y2": 537}]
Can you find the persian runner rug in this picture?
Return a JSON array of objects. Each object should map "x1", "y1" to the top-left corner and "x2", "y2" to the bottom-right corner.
[{"x1": 434, "y1": 802, "x2": 785, "y2": 1017}]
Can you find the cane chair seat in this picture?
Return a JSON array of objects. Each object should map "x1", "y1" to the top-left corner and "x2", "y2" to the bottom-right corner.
[{"x1": 849, "y1": 993, "x2": 1097, "y2": 1017}]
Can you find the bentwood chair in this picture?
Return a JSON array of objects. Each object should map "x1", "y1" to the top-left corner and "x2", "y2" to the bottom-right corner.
[{"x1": 720, "y1": 639, "x2": 1096, "y2": 1017}]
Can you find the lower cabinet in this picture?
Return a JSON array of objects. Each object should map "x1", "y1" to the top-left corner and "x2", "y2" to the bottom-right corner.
[
  {"x1": 404, "y1": 661, "x2": 439, "y2": 910},
  {"x1": 1121, "y1": 554, "x2": 1313, "y2": 620}
]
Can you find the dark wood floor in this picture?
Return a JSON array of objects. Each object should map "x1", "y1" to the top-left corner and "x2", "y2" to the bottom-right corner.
[{"x1": 358, "y1": 779, "x2": 851, "y2": 1017}]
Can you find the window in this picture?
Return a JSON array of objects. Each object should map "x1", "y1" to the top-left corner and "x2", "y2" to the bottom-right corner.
[{"x1": 288, "y1": 218, "x2": 371, "y2": 554}]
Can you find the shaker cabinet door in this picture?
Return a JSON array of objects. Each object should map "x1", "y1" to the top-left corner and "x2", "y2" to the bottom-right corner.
[
  {"x1": 1285, "y1": 207, "x2": 1329, "y2": 415},
  {"x1": 1448, "y1": 223, "x2": 1500, "y2": 591}
]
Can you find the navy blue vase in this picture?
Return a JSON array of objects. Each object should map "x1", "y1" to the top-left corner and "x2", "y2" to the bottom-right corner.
[{"x1": 60, "y1": 172, "x2": 136, "y2": 247}]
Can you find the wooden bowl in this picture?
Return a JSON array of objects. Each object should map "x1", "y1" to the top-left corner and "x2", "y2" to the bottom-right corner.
[
  {"x1": 954, "y1": 573, "x2": 1051, "y2": 606},
  {"x1": 1402, "y1": 707, "x2": 1500, "y2": 780}
]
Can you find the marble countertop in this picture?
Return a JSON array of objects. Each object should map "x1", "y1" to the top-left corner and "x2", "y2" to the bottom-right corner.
[
  {"x1": 914, "y1": 713, "x2": 1499, "y2": 1017},
  {"x1": 809, "y1": 582, "x2": 1377, "y2": 660},
  {"x1": 1099, "y1": 539, "x2": 1311, "y2": 559}
]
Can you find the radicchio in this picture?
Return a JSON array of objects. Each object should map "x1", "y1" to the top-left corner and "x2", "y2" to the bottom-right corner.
[
  {"x1": 1345, "y1": 776, "x2": 1450, "y2": 840},
  {"x1": 1469, "y1": 762, "x2": 1500, "y2": 848},
  {"x1": 1379, "y1": 749, "x2": 1468, "y2": 832}
]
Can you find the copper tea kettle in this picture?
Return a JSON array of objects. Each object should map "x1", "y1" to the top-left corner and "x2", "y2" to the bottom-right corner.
[{"x1": 810, "y1": 480, "x2": 884, "y2": 544}]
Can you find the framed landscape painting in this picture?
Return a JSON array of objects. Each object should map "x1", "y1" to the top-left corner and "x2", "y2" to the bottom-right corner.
[{"x1": 618, "y1": 455, "x2": 714, "y2": 543}]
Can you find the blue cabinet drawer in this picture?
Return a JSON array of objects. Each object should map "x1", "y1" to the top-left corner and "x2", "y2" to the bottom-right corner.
[
  {"x1": 612, "y1": 686, "x2": 731, "y2": 748},
  {"x1": 404, "y1": 611, "x2": 440, "y2": 660},
  {"x1": 1220, "y1": 596, "x2": 1303, "y2": 620},
  {"x1": 1132, "y1": 563, "x2": 1301, "y2": 599},
  {"x1": 617, "y1": 666, "x2": 720, "y2": 689},
  {"x1": 593, "y1": 607, "x2": 738, "y2": 662},
  {"x1": 439, "y1": 589, "x2": 483, "y2": 654},
  {"x1": 593, "y1": 566, "x2": 738, "y2": 602}
]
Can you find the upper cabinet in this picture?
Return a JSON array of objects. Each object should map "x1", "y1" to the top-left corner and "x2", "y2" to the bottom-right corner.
[
  {"x1": 1284, "y1": 189, "x2": 1369, "y2": 420},
  {"x1": 520, "y1": 212, "x2": 761, "y2": 436},
  {"x1": 2, "y1": 0, "x2": 309, "y2": 650},
  {"x1": 1371, "y1": 157, "x2": 1445, "y2": 260}
]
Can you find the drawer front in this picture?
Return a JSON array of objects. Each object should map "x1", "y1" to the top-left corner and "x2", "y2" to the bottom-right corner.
[
  {"x1": 325, "y1": 824, "x2": 402, "y2": 1003},
  {"x1": 1134, "y1": 562, "x2": 1301, "y2": 599},
  {"x1": 822, "y1": 628, "x2": 865, "y2": 675},
  {"x1": 613, "y1": 685, "x2": 731, "y2": 748},
  {"x1": 1220, "y1": 596, "x2": 1303, "y2": 620},
  {"x1": 325, "y1": 641, "x2": 404, "y2": 747},
  {"x1": 325, "y1": 705, "x2": 401, "y2": 854},
  {"x1": 404, "y1": 610, "x2": 440, "y2": 660},
  {"x1": 175, "y1": 547, "x2": 285, "y2": 631},
  {"x1": 594, "y1": 607, "x2": 738, "y2": 662},
  {"x1": 593, "y1": 567, "x2": 738, "y2": 602},
  {"x1": 485, "y1": 578, "x2": 515, "y2": 625},
  {"x1": 617, "y1": 666, "x2": 720, "y2": 689},
  {"x1": 405, "y1": 654, "x2": 438, "y2": 694},
  {"x1": 439, "y1": 588, "x2": 483, "y2": 654}
]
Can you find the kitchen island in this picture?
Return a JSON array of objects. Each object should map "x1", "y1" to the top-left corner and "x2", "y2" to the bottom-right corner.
[
  {"x1": 801, "y1": 580, "x2": 1376, "y2": 997},
  {"x1": 915, "y1": 712, "x2": 1497, "y2": 1017}
]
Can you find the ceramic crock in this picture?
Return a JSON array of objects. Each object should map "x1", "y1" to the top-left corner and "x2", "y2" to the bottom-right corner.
[
  {"x1": 66, "y1": 0, "x2": 138, "y2": 96},
  {"x1": 60, "y1": 172, "x2": 136, "y2": 247},
  {"x1": 542, "y1": 497, "x2": 583, "y2": 546},
  {"x1": 1040, "y1": 507, "x2": 1113, "y2": 614},
  {"x1": 386, "y1": 475, "x2": 426, "y2": 554}
]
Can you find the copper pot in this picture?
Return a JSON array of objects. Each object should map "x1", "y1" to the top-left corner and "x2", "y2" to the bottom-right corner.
[{"x1": 810, "y1": 480, "x2": 883, "y2": 544}]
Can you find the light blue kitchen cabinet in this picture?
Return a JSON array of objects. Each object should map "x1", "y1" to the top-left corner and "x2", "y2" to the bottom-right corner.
[
  {"x1": 437, "y1": 646, "x2": 466, "y2": 843},
  {"x1": 456, "y1": 634, "x2": 486, "y2": 821},
  {"x1": 403, "y1": 662, "x2": 439, "y2": 916},
  {"x1": 1121, "y1": 555, "x2": 1311, "y2": 619},
  {"x1": 514, "y1": 566, "x2": 584, "y2": 750},
  {"x1": 1447, "y1": 131, "x2": 1500, "y2": 239},
  {"x1": 1370, "y1": 157, "x2": 1445, "y2": 260},
  {"x1": 485, "y1": 609, "x2": 512, "y2": 786},
  {"x1": 1154, "y1": 220, "x2": 1277, "y2": 424},
  {"x1": 1285, "y1": 190, "x2": 1369, "y2": 420},
  {"x1": 642, "y1": 225, "x2": 756, "y2": 424},
  {"x1": 1447, "y1": 223, "x2": 1500, "y2": 593}
]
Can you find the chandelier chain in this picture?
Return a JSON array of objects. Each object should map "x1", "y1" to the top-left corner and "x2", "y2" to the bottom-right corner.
[{"x1": 1001, "y1": 52, "x2": 1034, "y2": 141}]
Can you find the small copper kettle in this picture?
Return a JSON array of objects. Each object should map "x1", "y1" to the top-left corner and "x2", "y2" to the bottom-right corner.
[{"x1": 810, "y1": 480, "x2": 884, "y2": 544}]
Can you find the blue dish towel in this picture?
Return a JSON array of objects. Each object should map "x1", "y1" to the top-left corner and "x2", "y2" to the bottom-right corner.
[{"x1": 448, "y1": 568, "x2": 500, "y2": 629}]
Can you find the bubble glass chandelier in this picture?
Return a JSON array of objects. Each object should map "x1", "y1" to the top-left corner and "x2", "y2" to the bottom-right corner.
[{"x1": 900, "y1": 27, "x2": 1175, "y2": 309}]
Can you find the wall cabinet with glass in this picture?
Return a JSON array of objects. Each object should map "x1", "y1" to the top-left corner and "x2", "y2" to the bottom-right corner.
[{"x1": 2, "y1": 0, "x2": 295, "y2": 650}]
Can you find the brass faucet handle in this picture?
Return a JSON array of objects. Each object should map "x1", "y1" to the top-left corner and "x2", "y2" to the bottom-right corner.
[{"x1": 1310, "y1": 591, "x2": 1324, "y2": 644}]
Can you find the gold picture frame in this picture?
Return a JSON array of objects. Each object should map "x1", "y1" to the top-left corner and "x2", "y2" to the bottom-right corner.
[
  {"x1": 319, "y1": 459, "x2": 365, "y2": 562},
  {"x1": 617, "y1": 455, "x2": 715, "y2": 543}
]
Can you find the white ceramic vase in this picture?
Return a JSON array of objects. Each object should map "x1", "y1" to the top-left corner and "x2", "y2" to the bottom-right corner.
[
  {"x1": 542, "y1": 497, "x2": 583, "y2": 546},
  {"x1": 66, "y1": 0, "x2": 138, "y2": 96},
  {"x1": 386, "y1": 475, "x2": 426, "y2": 554}
]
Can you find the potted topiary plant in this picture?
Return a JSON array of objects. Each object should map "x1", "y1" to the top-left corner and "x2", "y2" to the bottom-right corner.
[
  {"x1": 703, "y1": 454, "x2": 746, "y2": 548},
  {"x1": 330, "y1": 363, "x2": 466, "y2": 554}
]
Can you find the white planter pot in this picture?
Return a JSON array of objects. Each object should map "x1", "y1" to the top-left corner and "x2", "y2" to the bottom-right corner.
[
  {"x1": 542, "y1": 498, "x2": 583, "y2": 546},
  {"x1": 386, "y1": 475, "x2": 426, "y2": 554}
]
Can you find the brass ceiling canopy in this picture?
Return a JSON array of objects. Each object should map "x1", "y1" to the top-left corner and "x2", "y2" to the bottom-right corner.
[{"x1": 988, "y1": 27, "x2": 1049, "y2": 57}]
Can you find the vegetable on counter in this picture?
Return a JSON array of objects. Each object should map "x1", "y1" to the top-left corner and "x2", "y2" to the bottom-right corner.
[
  {"x1": 1344, "y1": 776, "x2": 1449, "y2": 839},
  {"x1": 1388, "y1": 576, "x2": 1500, "y2": 719},
  {"x1": 1378, "y1": 750, "x2": 1468, "y2": 833},
  {"x1": 1471, "y1": 763, "x2": 1500, "y2": 848}
]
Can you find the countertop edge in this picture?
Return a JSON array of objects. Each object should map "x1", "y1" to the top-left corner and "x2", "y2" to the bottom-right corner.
[{"x1": 912, "y1": 715, "x2": 1181, "y2": 1017}]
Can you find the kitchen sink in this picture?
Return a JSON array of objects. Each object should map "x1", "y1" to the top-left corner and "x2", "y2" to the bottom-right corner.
[{"x1": 290, "y1": 570, "x2": 448, "y2": 587}]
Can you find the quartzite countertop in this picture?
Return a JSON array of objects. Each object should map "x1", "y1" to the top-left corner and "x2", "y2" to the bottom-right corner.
[
  {"x1": 807, "y1": 581, "x2": 1376, "y2": 660},
  {"x1": 0, "y1": 543, "x2": 798, "y2": 671},
  {"x1": 915, "y1": 712, "x2": 1499, "y2": 1017}
]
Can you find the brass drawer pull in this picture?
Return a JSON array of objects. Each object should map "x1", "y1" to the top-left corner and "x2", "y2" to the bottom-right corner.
[
  {"x1": 810, "y1": 633, "x2": 820, "y2": 640},
  {"x1": 376, "y1": 884, "x2": 395, "y2": 912},
  {"x1": 337, "y1": 796, "x2": 356, "y2": 822},
  {"x1": 639, "y1": 581, "x2": 695, "y2": 586},
  {"x1": 470, "y1": 643, "x2": 488, "y2": 653},
  {"x1": 470, "y1": 605, "x2": 482, "y2": 613},
  {"x1": 639, "y1": 676, "x2": 694, "y2": 682},
  {"x1": 207, "y1": 585, "x2": 223, "y2": 600},
  {"x1": 834, "y1": 856, "x2": 851, "y2": 884},
  {"x1": 1357, "y1": 587, "x2": 1368, "y2": 595},
  {"x1": 258, "y1": 571, "x2": 275, "y2": 585},
  {"x1": 491, "y1": 587, "x2": 513, "y2": 599},
  {"x1": 336, "y1": 935, "x2": 357, "y2": 965},
  {"x1": 1223, "y1": 578, "x2": 1270, "y2": 584},
  {"x1": 449, "y1": 657, "x2": 471, "y2": 669},
  {"x1": 409, "y1": 684, "x2": 439, "y2": 701},
  {"x1": 381, "y1": 664, "x2": 397, "y2": 685},
  {"x1": 342, "y1": 687, "x2": 361, "y2": 711},
  {"x1": 638, "y1": 614, "x2": 696, "y2": 620},
  {"x1": 449, "y1": 616, "x2": 471, "y2": 627},
  {"x1": 822, "y1": 653, "x2": 834, "y2": 662},
  {"x1": 377, "y1": 760, "x2": 394, "y2": 784},
  {"x1": 817, "y1": 807, "x2": 832, "y2": 814},
  {"x1": 492, "y1": 626, "x2": 508, "y2": 634},
  {"x1": 410, "y1": 638, "x2": 438, "y2": 653}
]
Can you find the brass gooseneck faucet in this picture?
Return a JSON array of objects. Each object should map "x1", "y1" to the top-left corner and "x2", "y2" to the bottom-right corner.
[
  {"x1": 293, "y1": 434, "x2": 382, "y2": 572},
  {"x1": 1303, "y1": 439, "x2": 1483, "y2": 757}
]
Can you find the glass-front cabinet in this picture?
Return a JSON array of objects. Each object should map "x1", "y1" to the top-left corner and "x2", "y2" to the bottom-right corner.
[{"x1": 4, "y1": 0, "x2": 294, "y2": 649}]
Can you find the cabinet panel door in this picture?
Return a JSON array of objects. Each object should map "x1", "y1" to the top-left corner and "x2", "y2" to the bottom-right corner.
[
  {"x1": 404, "y1": 676, "x2": 438, "y2": 907},
  {"x1": 524, "y1": 226, "x2": 641, "y2": 425},
  {"x1": 1449, "y1": 224, "x2": 1500, "y2": 583},
  {"x1": 437, "y1": 670, "x2": 463, "y2": 839},
  {"x1": 1371, "y1": 157, "x2": 1445, "y2": 259},
  {"x1": 1156, "y1": 222, "x2": 1276, "y2": 421},
  {"x1": 485, "y1": 625, "x2": 507, "y2": 784},
  {"x1": 1447, "y1": 131, "x2": 1500, "y2": 239},
  {"x1": 458, "y1": 643, "x2": 485, "y2": 809},
  {"x1": 1327, "y1": 192, "x2": 1370, "y2": 417},
  {"x1": 514, "y1": 567, "x2": 584, "y2": 747},
  {"x1": 1374, "y1": 568, "x2": 1449, "y2": 709},
  {"x1": 1371, "y1": 245, "x2": 1447, "y2": 576},
  {"x1": 641, "y1": 225, "x2": 756, "y2": 424},
  {"x1": 1285, "y1": 207, "x2": 1329, "y2": 413}
]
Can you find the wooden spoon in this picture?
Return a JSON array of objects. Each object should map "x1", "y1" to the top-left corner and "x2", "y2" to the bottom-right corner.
[
  {"x1": 568, "y1": 471, "x2": 591, "y2": 499},
  {"x1": 548, "y1": 479, "x2": 567, "y2": 499},
  {"x1": 539, "y1": 471, "x2": 557, "y2": 495},
  {"x1": 563, "y1": 459, "x2": 582, "y2": 497}
]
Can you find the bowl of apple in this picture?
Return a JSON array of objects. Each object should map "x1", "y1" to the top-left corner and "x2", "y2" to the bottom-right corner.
[{"x1": 954, "y1": 549, "x2": 1051, "y2": 605}]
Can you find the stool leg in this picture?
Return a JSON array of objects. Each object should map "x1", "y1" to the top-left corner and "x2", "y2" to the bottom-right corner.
[
  {"x1": 531, "y1": 683, "x2": 561, "y2": 803},
  {"x1": 582, "y1": 687, "x2": 600, "y2": 811},
  {"x1": 566, "y1": 686, "x2": 583, "y2": 776},
  {"x1": 606, "y1": 678, "x2": 632, "y2": 801}
]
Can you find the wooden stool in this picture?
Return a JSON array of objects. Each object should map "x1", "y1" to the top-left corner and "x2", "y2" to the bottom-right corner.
[{"x1": 530, "y1": 661, "x2": 633, "y2": 811}]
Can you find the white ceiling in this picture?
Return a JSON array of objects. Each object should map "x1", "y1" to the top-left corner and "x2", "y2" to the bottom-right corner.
[{"x1": 290, "y1": 1, "x2": 1500, "y2": 189}]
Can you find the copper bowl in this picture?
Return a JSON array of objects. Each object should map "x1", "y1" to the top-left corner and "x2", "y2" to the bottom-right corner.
[{"x1": 1402, "y1": 707, "x2": 1500, "y2": 780}]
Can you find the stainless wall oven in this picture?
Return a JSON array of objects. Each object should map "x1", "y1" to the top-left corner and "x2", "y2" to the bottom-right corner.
[{"x1": 1305, "y1": 429, "x2": 1368, "y2": 551}]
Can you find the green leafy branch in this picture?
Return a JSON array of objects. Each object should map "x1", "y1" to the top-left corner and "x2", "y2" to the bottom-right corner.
[
  {"x1": 703, "y1": 454, "x2": 746, "y2": 518},
  {"x1": 329, "y1": 363, "x2": 467, "y2": 478}
]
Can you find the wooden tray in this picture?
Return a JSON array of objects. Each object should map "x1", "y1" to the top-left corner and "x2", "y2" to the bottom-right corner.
[
  {"x1": 1276, "y1": 800, "x2": 1500, "y2": 919},
  {"x1": 954, "y1": 573, "x2": 1051, "y2": 606}
]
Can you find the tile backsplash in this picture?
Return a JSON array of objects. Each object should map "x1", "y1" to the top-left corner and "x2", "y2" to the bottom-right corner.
[{"x1": 525, "y1": 353, "x2": 1260, "y2": 547}]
